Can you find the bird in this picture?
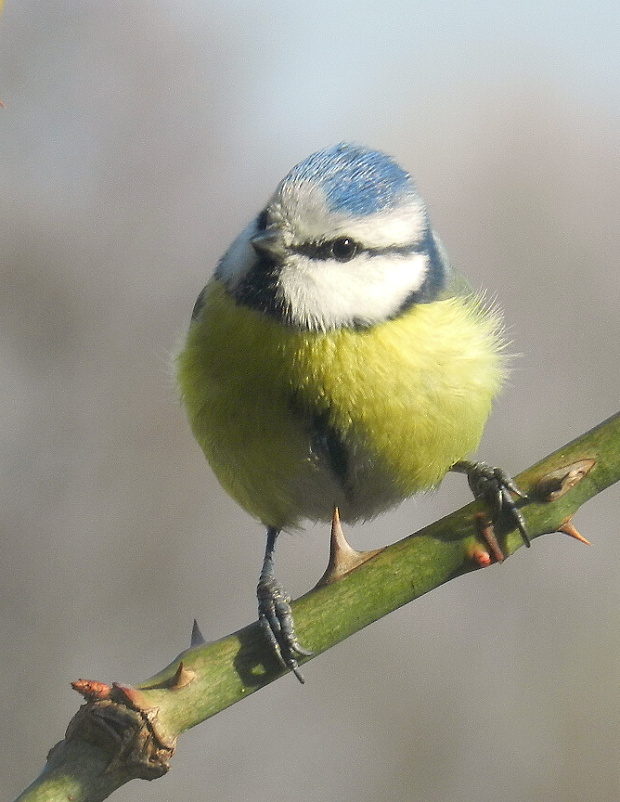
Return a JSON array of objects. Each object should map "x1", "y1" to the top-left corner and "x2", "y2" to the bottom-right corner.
[{"x1": 175, "y1": 142, "x2": 527, "y2": 682}]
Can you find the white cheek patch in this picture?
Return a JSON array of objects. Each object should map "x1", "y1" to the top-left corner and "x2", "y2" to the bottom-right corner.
[{"x1": 279, "y1": 251, "x2": 429, "y2": 330}]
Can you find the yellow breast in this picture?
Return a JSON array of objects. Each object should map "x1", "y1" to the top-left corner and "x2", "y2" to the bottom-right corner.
[{"x1": 176, "y1": 280, "x2": 505, "y2": 529}]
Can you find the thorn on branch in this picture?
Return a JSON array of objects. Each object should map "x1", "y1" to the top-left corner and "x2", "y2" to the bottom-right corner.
[
  {"x1": 169, "y1": 661, "x2": 197, "y2": 689},
  {"x1": 191, "y1": 618, "x2": 206, "y2": 646},
  {"x1": 316, "y1": 507, "x2": 383, "y2": 586},
  {"x1": 557, "y1": 516, "x2": 592, "y2": 546}
]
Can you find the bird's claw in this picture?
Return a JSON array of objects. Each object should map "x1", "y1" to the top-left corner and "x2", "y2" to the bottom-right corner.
[
  {"x1": 257, "y1": 576, "x2": 313, "y2": 683},
  {"x1": 453, "y1": 460, "x2": 530, "y2": 547}
]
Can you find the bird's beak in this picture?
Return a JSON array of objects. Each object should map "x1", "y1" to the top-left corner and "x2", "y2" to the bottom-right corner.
[{"x1": 250, "y1": 230, "x2": 284, "y2": 258}]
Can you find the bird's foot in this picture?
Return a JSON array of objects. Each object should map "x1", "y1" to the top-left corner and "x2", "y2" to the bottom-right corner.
[
  {"x1": 257, "y1": 575, "x2": 313, "y2": 683},
  {"x1": 452, "y1": 460, "x2": 529, "y2": 550}
]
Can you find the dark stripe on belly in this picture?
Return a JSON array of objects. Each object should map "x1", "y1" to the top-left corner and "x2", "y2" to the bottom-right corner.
[{"x1": 309, "y1": 409, "x2": 350, "y2": 490}]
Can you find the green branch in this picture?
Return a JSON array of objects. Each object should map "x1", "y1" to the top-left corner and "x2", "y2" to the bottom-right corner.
[{"x1": 14, "y1": 412, "x2": 620, "y2": 802}]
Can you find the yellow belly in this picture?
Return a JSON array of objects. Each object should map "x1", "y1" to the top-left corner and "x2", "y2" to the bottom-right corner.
[{"x1": 176, "y1": 280, "x2": 505, "y2": 529}]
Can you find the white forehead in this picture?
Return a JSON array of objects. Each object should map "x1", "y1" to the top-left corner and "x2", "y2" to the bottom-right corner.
[{"x1": 269, "y1": 180, "x2": 428, "y2": 249}]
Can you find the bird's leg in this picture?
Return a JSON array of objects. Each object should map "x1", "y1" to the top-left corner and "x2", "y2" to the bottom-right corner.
[
  {"x1": 452, "y1": 460, "x2": 529, "y2": 550},
  {"x1": 257, "y1": 526, "x2": 313, "y2": 683}
]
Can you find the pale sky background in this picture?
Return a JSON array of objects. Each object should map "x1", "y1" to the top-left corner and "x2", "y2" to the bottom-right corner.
[{"x1": 2, "y1": 2, "x2": 620, "y2": 801}]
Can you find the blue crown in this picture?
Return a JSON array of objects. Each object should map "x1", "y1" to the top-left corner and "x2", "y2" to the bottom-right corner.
[{"x1": 282, "y1": 143, "x2": 416, "y2": 217}]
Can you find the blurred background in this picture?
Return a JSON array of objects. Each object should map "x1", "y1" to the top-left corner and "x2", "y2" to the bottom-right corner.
[{"x1": 1, "y1": 1, "x2": 620, "y2": 800}]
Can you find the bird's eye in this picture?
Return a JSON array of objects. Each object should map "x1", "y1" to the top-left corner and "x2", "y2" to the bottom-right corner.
[{"x1": 329, "y1": 237, "x2": 359, "y2": 262}]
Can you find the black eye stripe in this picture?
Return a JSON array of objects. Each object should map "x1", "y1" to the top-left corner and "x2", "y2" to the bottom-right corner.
[
  {"x1": 293, "y1": 238, "x2": 359, "y2": 261},
  {"x1": 229, "y1": 223, "x2": 447, "y2": 327},
  {"x1": 293, "y1": 239, "x2": 426, "y2": 261}
]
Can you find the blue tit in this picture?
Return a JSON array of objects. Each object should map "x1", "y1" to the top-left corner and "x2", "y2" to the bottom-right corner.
[{"x1": 176, "y1": 143, "x2": 526, "y2": 681}]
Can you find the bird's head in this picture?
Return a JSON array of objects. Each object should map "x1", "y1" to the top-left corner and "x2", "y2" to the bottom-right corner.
[{"x1": 216, "y1": 143, "x2": 450, "y2": 331}]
